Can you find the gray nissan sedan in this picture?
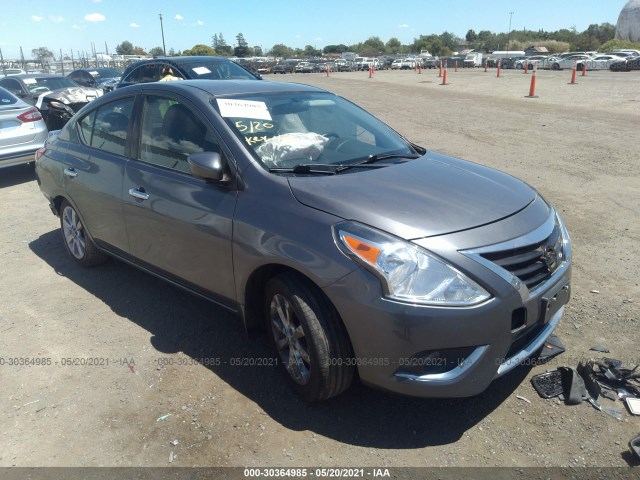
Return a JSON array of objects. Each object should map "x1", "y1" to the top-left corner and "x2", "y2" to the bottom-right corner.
[{"x1": 34, "y1": 80, "x2": 571, "y2": 402}]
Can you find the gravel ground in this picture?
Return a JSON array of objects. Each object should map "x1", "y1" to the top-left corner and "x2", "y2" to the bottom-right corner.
[{"x1": 0, "y1": 68, "x2": 639, "y2": 471}]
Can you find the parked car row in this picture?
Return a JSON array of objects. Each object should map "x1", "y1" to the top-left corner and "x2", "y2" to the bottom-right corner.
[{"x1": 498, "y1": 50, "x2": 640, "y2": 72}]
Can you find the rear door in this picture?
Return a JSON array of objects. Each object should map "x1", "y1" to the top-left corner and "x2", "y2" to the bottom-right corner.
[
  {"x1": 122, "y1": 92, "x2": 238, "y2": 304},
  {"x1": 63, "y1": 95, "x2": 135, "y2": 252}
]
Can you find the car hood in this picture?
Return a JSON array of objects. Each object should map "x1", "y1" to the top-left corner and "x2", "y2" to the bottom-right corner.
[
  {"x1": 35, "y1": 87, "x2": 102, "y2": 107},
  {"x1": 287, "y1": 151, "x2": 537, "y2": 240}
]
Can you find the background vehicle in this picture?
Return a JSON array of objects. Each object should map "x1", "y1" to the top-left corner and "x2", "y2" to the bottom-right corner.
[
  {"x1": 1, "y1": 68, "x2": 27, "y2": 76},
  {"x1": 272, "y1": 62, "x2": 296, "y2": 74},
  {"x1": 116, "y1": 56, "x2": 261, "y2": 88},
  {"x1": 294, "y1": 62, "x2": 318, "y2": 73},
  {"x1": 463, "y1": 52, "x2": 483, "y2": 67},
  {"x1": 0, "y1": 74, "x2": 102, "y2": 129},
  {"x1": 0, "y1": 86, "x2": 48, "y2": 169},
  {"x1": 577, "y1": 55, "x2": 625, "y2": 70},
  {"x1": 550, "y1": 54, "x2": 591, "y2": 70},
  {"x1": 35, "y1": 79, "x2": 571, "y2": 403},
  {"x1": 67, "y1": 68, "x2": 123, "y2": 92},
  {"x1": 516, "y1": 55, "x2": 549, "y2": 70},
  {"x1": 486, "y1": 50, "x2": 526, "y2": 67}
]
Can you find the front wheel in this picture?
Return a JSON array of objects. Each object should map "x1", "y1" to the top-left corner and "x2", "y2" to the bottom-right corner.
[
  {"x1": 265, "y1": 272, "x2": 354, "y2": 402},
  {"x1": 60, "y1": 200, "x2": 108, "y2": 267}
]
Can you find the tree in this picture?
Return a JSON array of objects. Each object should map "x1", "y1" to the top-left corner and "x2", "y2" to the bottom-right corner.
[
  {"x1": 303, "y1": 45, "x2": 321, "y2": 57},
  {"x1": 323, "y1": 44, "x2": 348, "y2": 54},
  {"x1": 32, "y1": 47, "x2": 54, "y2": 62},
  {"x1": 183, "y1": 44, "x2": 216, "y2": 56},
  {"x1": 149, "y1": 47, "x2": 164, "y2": 57},
  {"x1": 133, "y1": 46, "x2": 147, "y2": 55},
  {"x1": 271, "y1": 44, "x2": 293, "y2": 58},
  {"x1": 115, "y1": 41, "x2": 134, "y2": 55},
  {"x1": 235, "y1": 33, "x2": 249, "y2": 57},
  {"x1": 253, "y1": 45, "x2": 263, "y2": 57},
  {"x1": 212, "y1": 33, "x2": 232, "y2": 56},
  {"x1": 466, "y1": 29, "x2": 477, "y2": 43},
  {"x1": 386, "y1": 38, "x2": 401, "y2": 54},
  {"x1": 363, "y1": 36, "x2": 385, "y2": 54},
  {"x1": 599, "y1": 39, "x2": 640, "y2": 52}
]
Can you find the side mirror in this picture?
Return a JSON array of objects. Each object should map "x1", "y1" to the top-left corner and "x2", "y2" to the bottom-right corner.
[{"x1": 188, "y1": 151, "x2": 225, "y2": 182}]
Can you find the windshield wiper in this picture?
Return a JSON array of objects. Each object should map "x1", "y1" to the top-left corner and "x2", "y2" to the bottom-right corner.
[
  {"x1": 335, "y1": 153, "x2": 421, "y2": 172},
  {"x1": 269, "y1": 154, "x2": 420, "y2": 175},
  {"x1": 268, "y1": 164, "x2": 337, "y2": 175}
]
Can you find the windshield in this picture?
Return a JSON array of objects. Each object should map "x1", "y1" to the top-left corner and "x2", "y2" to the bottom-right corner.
[
  {"x1": 88, "y1": 68, "x2": 122, "y2": 79},
  {"x1": 213, "y1": 92, "x2": 415, "y2": 170},
  {"x1": 181, "y1": 60, "x2": 257, "y2": 80},
  {"x1": 24, "y1": 77, "x2": 79, "y2": 95}
]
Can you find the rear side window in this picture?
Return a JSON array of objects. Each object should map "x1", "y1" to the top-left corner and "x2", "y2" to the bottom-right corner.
[
  {"x1": 0, "y1": 87, "x2": 18, "y2": 105},
  {"x1": 0, "y1": 78, "x2": 23, "y2": 96},
  {"x1": 124, "y1": 64, "x2": 163, "y2": 84},
  {"x1": 78, "y1": 97, "x2": 134, "y2": 156}
]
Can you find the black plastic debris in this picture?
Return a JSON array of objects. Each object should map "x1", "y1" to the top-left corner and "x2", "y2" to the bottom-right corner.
[
  {"x1": 538, "y1": 334, "x2": 566, "y2": 361},
  {"x1": 531, "y1": 357, "x2": 639, "y2": 420},
  {"x1": 589, "y1": 345, "x2": 610, "y2": 353},
  {"x1": 531, "y1": 370, "x2": 563, "y2": 398}
]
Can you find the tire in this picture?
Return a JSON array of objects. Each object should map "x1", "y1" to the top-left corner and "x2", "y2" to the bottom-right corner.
[
  {"x1": 265, "y1": 272, "x2": 354, "y2": 402},
  {"x1": 551, "y1": 63, "x2": 560, "y2": 71},
  {"x1": 516, "y1": 64, "x2": 523, "y2": 70},
  {"x1": 60, "y1": 199, "x2": 108, "y2": 267}
]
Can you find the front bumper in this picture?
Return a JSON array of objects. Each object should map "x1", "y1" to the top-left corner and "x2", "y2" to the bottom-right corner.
[{"x1": 323, "y1": 208, "x2": 571, "y2": 398}]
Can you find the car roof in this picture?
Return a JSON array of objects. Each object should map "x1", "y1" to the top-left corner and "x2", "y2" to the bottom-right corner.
[
  {"x1": 127, "y1": 56, "x2": 231, "y2": 68},
  {"x1": 114, "y1": 79, "x2": 326, "y2": 97},
  {"x1": 9, "y1": 74, "x2": 63, "y2": 80}
]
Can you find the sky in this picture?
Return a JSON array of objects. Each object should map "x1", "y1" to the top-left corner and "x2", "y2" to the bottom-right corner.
[{"x1": 0, "y1": 0, "x2": 631, "y2": 59}]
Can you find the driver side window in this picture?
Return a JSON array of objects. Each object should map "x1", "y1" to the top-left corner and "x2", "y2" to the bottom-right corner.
[{"x1": 138, "y1": 95, "x2": 222, "y2": 174}]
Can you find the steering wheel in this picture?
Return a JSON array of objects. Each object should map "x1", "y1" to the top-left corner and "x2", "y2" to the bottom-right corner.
[{"x1": 332, "y1": 137, "x2": 359, "y2": 153}]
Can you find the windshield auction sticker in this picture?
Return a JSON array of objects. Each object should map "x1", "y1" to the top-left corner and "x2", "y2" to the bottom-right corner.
[{"x1": 217, "y1": 99, "x2": 272, "y2": 121}]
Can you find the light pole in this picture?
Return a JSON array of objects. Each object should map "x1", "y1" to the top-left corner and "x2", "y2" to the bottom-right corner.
[
  {"x1": 506, "y1": 11, "x2": 514, "y2": 62},
  {"x1": 159, "y1": 13, "x2": 166, "y2": 56}
]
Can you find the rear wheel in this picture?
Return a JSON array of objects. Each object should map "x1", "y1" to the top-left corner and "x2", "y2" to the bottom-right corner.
[
  {"x1": 60, "y1": 200, "x2": 108, "y2": 267},
  {"x1": 265, "y1": 272, "x2": 354, "y2": 402}
]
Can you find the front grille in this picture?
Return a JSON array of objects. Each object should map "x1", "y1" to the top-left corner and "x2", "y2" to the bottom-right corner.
[{"x1": 480, "y1": 223, "x2": 563, "y2": 291}]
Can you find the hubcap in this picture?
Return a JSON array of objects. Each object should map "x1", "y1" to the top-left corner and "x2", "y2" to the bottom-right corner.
[
  {"x1": 270, "y1": 294, "x2": 311, "y2": 385},
  {"x1": 62, "y1": 206, "x2": 86, "y2": 260}
]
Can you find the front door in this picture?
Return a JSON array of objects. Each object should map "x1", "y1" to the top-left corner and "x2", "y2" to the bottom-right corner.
[{"x1": 122, "y1": 93, "x2": 238, "y2": 304}]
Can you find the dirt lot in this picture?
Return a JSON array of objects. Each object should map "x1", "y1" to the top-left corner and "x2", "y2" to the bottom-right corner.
[{"x1": 1, "y1": 68, "x2": 639, "y2": 471}]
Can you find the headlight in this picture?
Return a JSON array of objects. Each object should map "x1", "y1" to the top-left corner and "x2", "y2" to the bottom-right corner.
[
  {"x1": 333, "y1": 222, "x2": 491, "y2": 306},
  {"x1": 48, "y1": 100, "x2": 67, "y2": 109}
]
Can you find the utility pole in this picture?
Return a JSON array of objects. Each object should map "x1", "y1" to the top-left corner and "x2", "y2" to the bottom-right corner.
[
  {"x1": 507, "y1": 11, "x2": 514, "y2": 62},
  {"x1": 159, "y1": 13, "x2": 166, "y2": 56},
  {"x1": 60, "y1": 49, "x2": 65, "y2": 75}
]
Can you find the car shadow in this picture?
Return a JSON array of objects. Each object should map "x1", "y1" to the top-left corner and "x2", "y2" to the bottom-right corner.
[
  {"x1": 0, "y1": 163, "x2": 35, "y2": 188},
  {"x1": 30, "y1": 229, "x2": 530, "y2": 449}
]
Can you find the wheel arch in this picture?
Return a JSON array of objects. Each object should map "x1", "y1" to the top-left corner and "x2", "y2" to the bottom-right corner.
[{"x1": 242, "y1": 263, "x2": 349, "y2": 339}]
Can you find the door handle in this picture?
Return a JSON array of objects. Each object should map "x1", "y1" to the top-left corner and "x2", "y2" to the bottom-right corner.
[
  {"x1": 63, "y1": 167, "x2": 78, "y2": 178},
  {"x1": 128, "y1": 188, "x2": 150, "y2": 200}
]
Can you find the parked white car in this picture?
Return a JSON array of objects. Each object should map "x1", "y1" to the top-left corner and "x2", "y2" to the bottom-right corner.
[
  {"x1": 549, "y1": 55, "x2": 591, "y2": 70},
  {"x1": 578, "y1": 55, "x2": 626, "y2": 70}
]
